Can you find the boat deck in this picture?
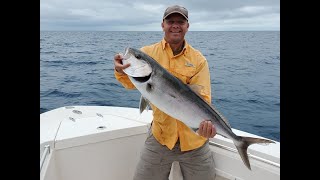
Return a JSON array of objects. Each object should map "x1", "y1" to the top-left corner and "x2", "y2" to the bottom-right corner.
[{"x1": 169, "y1": 161, "x2": 229, "y2": 180}]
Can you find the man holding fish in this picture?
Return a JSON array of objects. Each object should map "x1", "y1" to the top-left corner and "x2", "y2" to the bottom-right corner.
[{"x1": 114, "y1": 4, "x2": 217, "y2": 180}]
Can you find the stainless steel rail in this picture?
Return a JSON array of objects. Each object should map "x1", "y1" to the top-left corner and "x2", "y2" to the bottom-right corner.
[{"x1": 40, "y1": 145, "x2": 50, "y2": 171}]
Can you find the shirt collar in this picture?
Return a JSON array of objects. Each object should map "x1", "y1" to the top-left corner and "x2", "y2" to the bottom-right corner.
[{"x1": 161, "y1": 38, "x2": 188, "y2": 54}]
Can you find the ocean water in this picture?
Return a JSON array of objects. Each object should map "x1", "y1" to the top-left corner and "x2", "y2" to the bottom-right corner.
[{"x1": 40, "y1": 31, "x2": 280, "y2": 142}]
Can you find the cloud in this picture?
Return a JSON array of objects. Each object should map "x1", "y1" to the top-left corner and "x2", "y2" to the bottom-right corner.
[{"x1": 40, "y1": 0, "x2": 280, "y2": 31}]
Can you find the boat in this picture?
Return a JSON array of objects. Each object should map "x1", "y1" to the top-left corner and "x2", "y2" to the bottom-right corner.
[{"x1": 40, "y1": 106, "x2": 280, "y2": 180}]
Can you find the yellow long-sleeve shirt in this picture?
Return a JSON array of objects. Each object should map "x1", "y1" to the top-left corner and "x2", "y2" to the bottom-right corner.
[{"x1": 114, "y1": 38, "x2": 212, "y2": 151}]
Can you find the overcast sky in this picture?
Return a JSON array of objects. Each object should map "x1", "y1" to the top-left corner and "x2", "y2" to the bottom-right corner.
[{"x1": 40, "y1": 0, "x2": 280, "y2": 31}]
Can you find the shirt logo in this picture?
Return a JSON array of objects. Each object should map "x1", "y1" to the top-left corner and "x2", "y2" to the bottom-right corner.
[{"x1": 185, "y1": 62, "x2": 194, "y2": 67}]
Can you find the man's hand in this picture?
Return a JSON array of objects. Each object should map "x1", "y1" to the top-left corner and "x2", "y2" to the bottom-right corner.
[
  {"x1": 197, "y1": 120, "x2": 216, "y2": 138},
  {"x1": 114, "y1": 53, "x2": 130, "y2": 74}
]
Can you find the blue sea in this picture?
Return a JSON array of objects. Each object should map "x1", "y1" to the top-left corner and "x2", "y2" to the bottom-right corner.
[{"x1": 40, "y1": 31, "x2": 280, "y2": 142}]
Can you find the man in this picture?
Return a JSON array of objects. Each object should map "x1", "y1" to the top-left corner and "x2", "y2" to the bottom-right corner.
[{"x1": 114, "y1": 5, "x2": 216, "y2": 180}]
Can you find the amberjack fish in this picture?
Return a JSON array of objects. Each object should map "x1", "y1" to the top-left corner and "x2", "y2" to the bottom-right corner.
[{"x1": 120, "y1": 47, "x2": 275, "y2": 170}]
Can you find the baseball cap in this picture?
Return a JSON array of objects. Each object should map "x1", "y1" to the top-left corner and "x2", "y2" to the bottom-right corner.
[{"x1": 163, "y1": 5, "x2": 188, "y2": 21}]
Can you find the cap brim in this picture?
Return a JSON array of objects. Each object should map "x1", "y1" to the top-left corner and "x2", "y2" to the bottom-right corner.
[{"x1": 163, "y1": 11, "x2": 188, "y2": 20}]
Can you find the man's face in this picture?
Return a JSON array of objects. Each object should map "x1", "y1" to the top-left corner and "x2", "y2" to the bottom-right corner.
[{"x1": 162, "y1": 13, "x2": 189, "y2": 44}]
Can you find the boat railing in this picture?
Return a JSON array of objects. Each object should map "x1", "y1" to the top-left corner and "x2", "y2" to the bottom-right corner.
[
  {"x1": 209, "y1": 141, "x2": 280, "y2": 168},
  {"x1": 40, "y1": 145, "x2": 50, "y2": 172}
]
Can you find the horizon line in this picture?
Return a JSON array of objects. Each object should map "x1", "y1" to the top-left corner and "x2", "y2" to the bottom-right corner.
[{"x1": 40, "y1": 30, "x2": 280, "y2": 32}]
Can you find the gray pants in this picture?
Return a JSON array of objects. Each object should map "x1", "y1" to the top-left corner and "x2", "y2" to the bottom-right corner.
[{"x1": 133, "y1": 130, "x2": 216, "y2": 180}]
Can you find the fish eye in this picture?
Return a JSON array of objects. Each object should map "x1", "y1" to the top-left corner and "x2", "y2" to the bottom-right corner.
[{"x1": 135, "y1": 54, "x2": 141, "y2": 59}]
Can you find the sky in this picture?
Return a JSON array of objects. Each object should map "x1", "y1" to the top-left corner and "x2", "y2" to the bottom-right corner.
[{"x1": 40, "y1": 0, "x2": 280, "y2": 31}]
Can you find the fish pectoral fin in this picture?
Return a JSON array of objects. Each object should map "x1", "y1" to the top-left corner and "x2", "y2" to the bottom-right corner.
[{"x1": 139, "y1": 95, "x2": 151, "y2": 114}]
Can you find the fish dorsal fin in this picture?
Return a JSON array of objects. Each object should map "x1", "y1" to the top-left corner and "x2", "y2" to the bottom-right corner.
[
  {"x1": 210, "y1": 103, "x2": 232, "y2": 129},
  {"x1": 139, "y1": 95, "x2": 151, "y2": 114},
  {"x1": 188, "y1": 84, "x2": 232, "y2": 129}
]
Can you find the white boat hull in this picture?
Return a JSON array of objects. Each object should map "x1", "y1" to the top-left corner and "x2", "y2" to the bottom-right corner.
[{"x1": 40, "y1": 106, "x2": 279, "y2": 180}]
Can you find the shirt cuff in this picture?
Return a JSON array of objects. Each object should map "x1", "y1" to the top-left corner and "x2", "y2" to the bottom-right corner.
[{"x1": 114, "y1": 68, "x2": 126, "y2": 76}]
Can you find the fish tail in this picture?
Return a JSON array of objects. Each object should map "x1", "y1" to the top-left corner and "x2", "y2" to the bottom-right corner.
[{"x1": 234, "y1": 136, "x2": 275, "y2": 170}]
